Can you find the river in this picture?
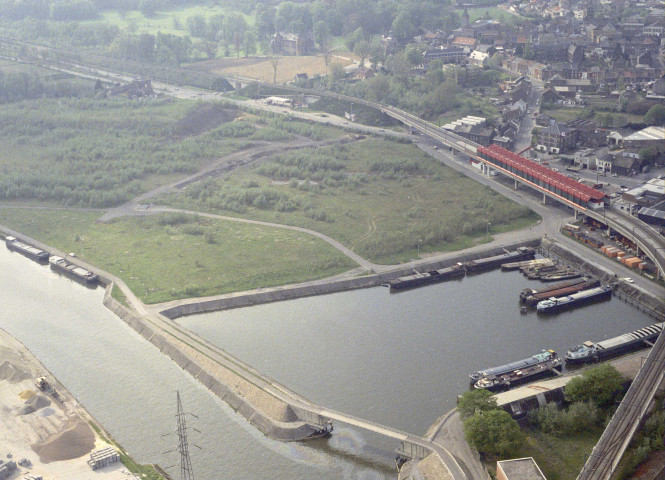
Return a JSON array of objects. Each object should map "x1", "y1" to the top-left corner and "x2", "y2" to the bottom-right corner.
[{"x1": 0, "y1": 246, "x2": 655, "y2": 479}]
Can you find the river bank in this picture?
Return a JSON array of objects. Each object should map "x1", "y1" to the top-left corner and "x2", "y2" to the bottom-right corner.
[{"x1": 0, "y1": 327, "x2": 162, "y2": 480}]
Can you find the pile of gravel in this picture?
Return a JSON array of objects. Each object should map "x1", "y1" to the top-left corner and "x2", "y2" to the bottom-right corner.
[
  {"x1": 18, "y1": 394, "x2": 51, "y2": 415},
  {"x1": 0, "y1": 361, "x2": 31, "y2": 383}
]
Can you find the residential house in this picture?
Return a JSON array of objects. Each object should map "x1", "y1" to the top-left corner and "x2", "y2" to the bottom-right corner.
[{"x1": 271, "y1": 32, "x2": 314, "y2": 56}]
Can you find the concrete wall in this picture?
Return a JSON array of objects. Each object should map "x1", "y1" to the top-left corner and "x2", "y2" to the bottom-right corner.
[
  {"x1": 160, "y1": 238, "x2": 542, "y2": 319},
  {"x1": 102, "y1": 285, "x2": 320, "y2": 441}
]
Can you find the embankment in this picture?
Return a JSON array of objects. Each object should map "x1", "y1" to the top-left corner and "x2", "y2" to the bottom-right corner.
[{"x1": 102, "y1": 285, "x2": 320, "y2": 441}]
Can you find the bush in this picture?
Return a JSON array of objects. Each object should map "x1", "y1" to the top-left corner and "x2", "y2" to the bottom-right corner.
[
  {"x1": 565, "y1": 363, "x2": 624, "y2": 410},
  {"x1": 457, "y1": 389, "x2": 498, "y2": 419},
  {"x1": 464, "y1": 409, "x2": 524, "y2": 457}
]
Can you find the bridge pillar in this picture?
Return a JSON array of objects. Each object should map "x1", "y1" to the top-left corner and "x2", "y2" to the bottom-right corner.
[
  {"x1": 515, "y1": 179, "x2": 519, "y2": 190},
  {"x1": 543, "y1": 193, "x2": 546, "y2": 204},
  {"x1": 574, "y1": 209, "x2": 578, "y2": 220}
]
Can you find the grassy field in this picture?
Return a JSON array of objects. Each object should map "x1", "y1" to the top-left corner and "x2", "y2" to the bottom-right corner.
[
  {"x1": 159, "y1": 136, "x2": 539, "y2": 264},
  {"x1": 0, "y1": 208, "x2": 356, "y2": 303},
  {"x1": 90, "y1": 5, "x2": 254, "y2": 36},
  {"x1": 506, "y1": 428, "x2": 602, "y2": 480},
  {"x1": 188, "y1": 55, "x2": 353, "y2": 84},
  {"x1": 455, "y1": 7, "x2": 524, "y2": 25}
]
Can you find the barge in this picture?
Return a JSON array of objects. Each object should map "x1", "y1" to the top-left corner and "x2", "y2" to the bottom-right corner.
[
  {"x1": 536, "y1": 285, "x2": 612, "y2": 314},
  {"x1": 466, "y1": 247, "x2": 535, "y2": 274},
  {"x1": 520, "y1": 278, "x2": 588, "y2": 304},
  {"x1": 389, "y1": 263, "x2": 465, "y2": 291},
  {"x1": 474, "y1": 355, "x2": 562, "y2": 391},
  {"x1": 5, "y1": 236, "x2": 49, "y2": 263},
  {"x1": 565, "y1": 322, "x2": 664, "y2": 364},
  {"x1": 49, "y1": 256, "x2": 98, "y2": 285},
  {"x1": 501, "y1": 258, "x2": 553, "y2": 271},
  {"x1": 469, "y1": 349, "x2": 558, "y2": 384},
  {"x1": 523, "y1": 279, "x2": 600, "y2": 307}
]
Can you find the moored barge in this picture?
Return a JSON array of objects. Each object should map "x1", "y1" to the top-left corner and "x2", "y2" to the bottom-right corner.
[
  {"x1": 520, "y1": 278, "x2": 588, "y2": 304},
  {"x1": 501, "y1": 258, "x2": 553, "y2": 271},
  {"x1": 523, "y1": 279, "x2": 600, "y2": 307},
  {"x1": 5, "y1": 236, "x2": 49, "y2": 263},
  {"x1": 474, "y1": 355, "x2": 562, "y2": 391},
  {"x1": 469, "y1": 349, "x2": 558, "y2": 384},
  {"x1": 536, "y1": 285, "x2": 612, "y2": 314},
  {"x1": 389, "y1": 263, "x2": 465, "y2": 291},
  {"x1": 49, "y1": 256, "x2": 98, "y2": 285},
  {"x1": 565, "y1": 322, "x2": 664, "y2": 364},
  {"x1": 466, "y1": 247, "x2": 535, "y2": 274}
]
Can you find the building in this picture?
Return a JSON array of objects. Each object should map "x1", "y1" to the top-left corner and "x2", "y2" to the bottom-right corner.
[
  {"x1": 454, "y1": 123, "x2": 495, "y2": 146},
  {"x1": 536, "y1": 121, "x2": 575, "y2": 153},
  {"x1": 422, "y1": 47, "x2": 467, "y2": 65},
  {"x1": 497, "y1": 458, "x2": 547, "y2": 480},
  {"x1": 271, "y1": 32, "x2": 314, "y2": 56},
  {"x1": 622, "y1": 126, "x2": 665, "y2": 155}
]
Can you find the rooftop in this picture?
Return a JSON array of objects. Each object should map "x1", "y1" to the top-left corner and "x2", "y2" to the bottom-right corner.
[
  {"x1": 623, "y1": 126, "x2": 665, "y2": 142},
  {"x1": 497, "y1": 457, "x2": 547, "y2": 480}
]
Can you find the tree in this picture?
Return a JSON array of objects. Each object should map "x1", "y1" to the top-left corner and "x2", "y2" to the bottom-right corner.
[
  {"x1": 270, "y1": 56, "x2": 280, "y2": 84},
  {"x1": 354, "y1": 40, "x2": 371, "y2": 71},
  {"x1": 329, "y1": 62, "x2": 346, "y2": 85},
  {"x1": 565, "y1": 363, "x2": 624, "y2": 409},
  {"x1": 464, "y1": 409, "x2": 524, "y2": 457},
  {"x1": 242, "y1": 31, "x2": 257, "y2": 57},
  {"x1": 313, "y1": 21, "x2": 331, "y2": 65},
  {"x1": 457, "y1": 389, "x2": 498, "y2": 419},
  {"x1": 644, "y1": 104, "x2": 665, "y2": 126},
  {"x1": 639, "y1": 147, "x2": 659, "y2": 164},
  {"x1": 391, "y1": 12, "x2": 415, "y2": 44},
  {"x1": 138, "y1": 0, "x2": 156, "y2": 18}
]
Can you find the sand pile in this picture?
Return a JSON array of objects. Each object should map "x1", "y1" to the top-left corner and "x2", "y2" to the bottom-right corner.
[
  {"x1": 0, "y1": 360, "x2": 31, "y2": 383},
  {"x1": 18, "y1": 394, "x2": 51, "y2": 415},
  {"x1": 32, "y1": 419, "x2": 95, "y2": 463}
]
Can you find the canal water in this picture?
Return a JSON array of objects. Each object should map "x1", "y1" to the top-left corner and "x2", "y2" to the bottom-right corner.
[{"x1": 0, "y1": 245, "x2": 655, "y2": 479}]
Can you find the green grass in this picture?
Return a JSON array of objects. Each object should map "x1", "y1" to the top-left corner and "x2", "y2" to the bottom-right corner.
[
  {"x1": 455, "y1": 7, "x2": 525, "y2": 25},
  {"x1": 509, "y1": 428, "x2": 602, "y2": 480},
  {"x1": 158, "y1": 137, "x2": 539, "y2": 264},
  {"x1": 92, "y1": 5, "x2": 254, "y2": 36},
  {"x1": 88, "y1": 422, "x2": 165, "y2": 480},
  {"x1": 0, "y1": 208, "x2": 356, "y2": 303}
]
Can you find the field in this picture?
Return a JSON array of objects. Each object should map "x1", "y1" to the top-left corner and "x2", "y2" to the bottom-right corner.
[
  {"x1": 159, "y1": 136, "x2": 539, "y2": 264},
  {"x1": 455, "y1": 6, "x2": 524, "y2": 25},
  {"x1": 0, "y1": 208, "x2": 356, "y2": 304},
  {"x1": 0, "y1": 97, "x2": 345, "y2": 208},
  {"x1": 90, "y1": 5, "x2": 254, "y2": 36},
  {"x1": 188, "y1": 55, "x2": 354, "y2": 84}
]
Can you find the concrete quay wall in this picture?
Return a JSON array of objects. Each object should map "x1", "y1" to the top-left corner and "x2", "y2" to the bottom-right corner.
[
  {"x1": 541, "y1": 238, "x2": 665, "y2": 321},
  {"x1": 160, "y1": 238, "x2": 542, "y2": 319},
  {"x1": 101, "y1": 285, "x2": 319, "y2": 441}
]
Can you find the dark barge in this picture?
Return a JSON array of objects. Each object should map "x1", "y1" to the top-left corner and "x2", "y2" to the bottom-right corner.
[
  {"x1": 474, "y1": 355, "x2": 562, "y2": 391},
  {"x1": 465, "y1": 247, "x2": 535, "y2": 274},
  {"x1": 49, "y1": 256, "x2": 98, "y2": 285},
  {"x1": 536, "y1": 285, "x2": 612, "y2": 314},
  {"x1": 523, "y1": 279, "x2": 600, "y2": 307},
  {"x1": 389, "y1": 263, "x2": 466, "y2": 291},
  {"x1": 565, "y1": 322, "x2": 664, "y2": 364},
  {"x1": 520, "y1": 278, "x2": 588, "y2": 304},
  {"x1": 5, "y1": 236, "x2": 49, "y2": 263},
  {"x1": 469, "y1": 349, "x2": 558, "y2": 384}
]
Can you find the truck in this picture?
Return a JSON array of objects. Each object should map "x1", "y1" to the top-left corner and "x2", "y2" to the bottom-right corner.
[{"x1": 35, "y1": 376, "x2": 61, "y2": 401}]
